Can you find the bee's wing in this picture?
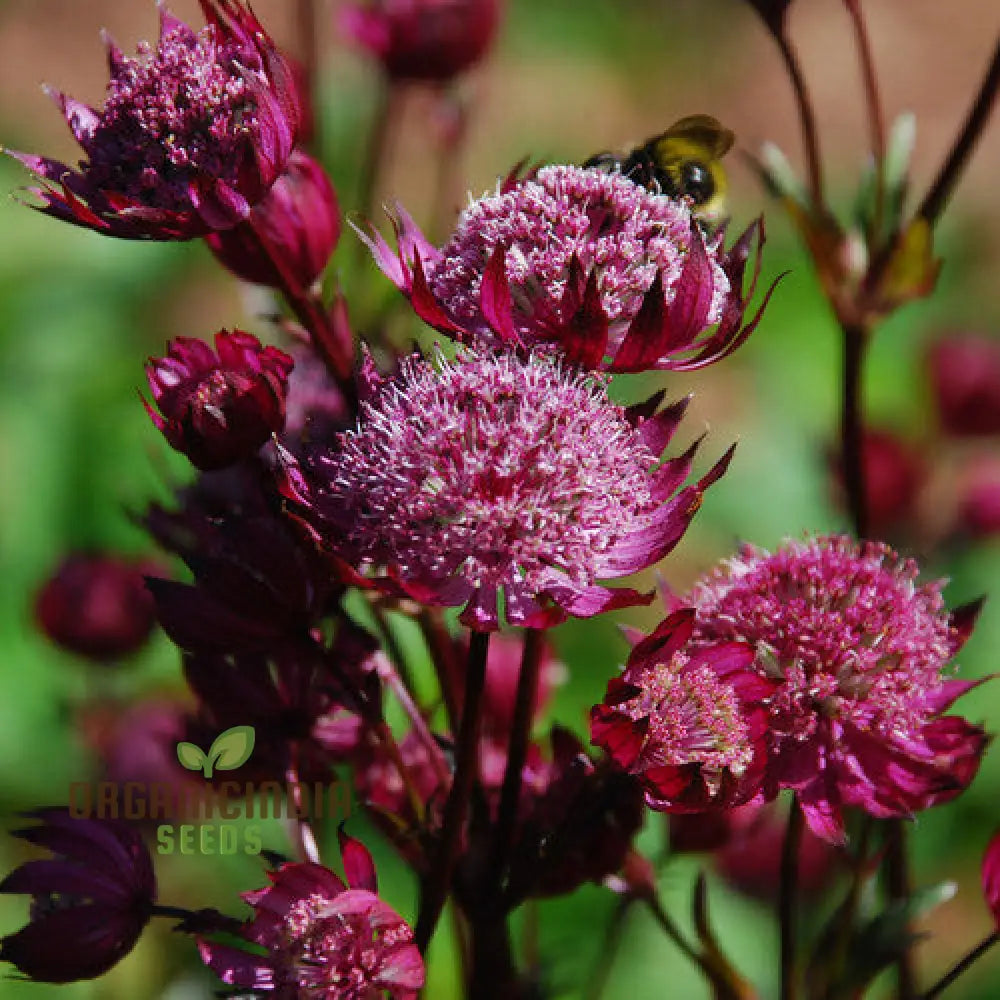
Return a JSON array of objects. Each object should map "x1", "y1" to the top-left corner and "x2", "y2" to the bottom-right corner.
[{"x1": 662, "y1": 115, "x2": 735, "y2": 158}]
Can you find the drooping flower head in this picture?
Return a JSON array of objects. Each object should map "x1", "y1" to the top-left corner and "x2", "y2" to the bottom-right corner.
[
  {"x1": 360, "y1": 165, "x2": 772, "y2": 372},
  {"x1": 144, "y1": 329, "x2": 294, "y2": 470},
  {"x1": 591, "y1": 609, "x2": 774, "y2": 812},
  {"x1": 282, "y1": 348, "x2": 732, "y2": 630},
  {"x1": 198, "y1": 833, "x2": 424, "y2": 998},
  {"x1": 35, "y1": 552, "x2": 160, "y2": 662},
  {"x1": 0, "y1": 810, "x2": 155, "y2": 982},
  {"x1": 688, "y1": 535, "x2": 989, "y2": 842},
  {"x1": 9, "y1": 1, "x2": 300, "y2": 239},
  {"x1": 341, "y1": 0, "x2": 501, "y2": 83}
]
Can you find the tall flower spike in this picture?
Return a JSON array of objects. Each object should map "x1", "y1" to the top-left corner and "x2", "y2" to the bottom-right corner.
[
  {"x1": 198, "y1": 834, "x2": 424, "y2": 998},
  {"x1": 688, "y1": 535, "x2": 991, "y2": 843},
  {"x1": 358, "y1": 164, "x2": 774, "y2": 373},
  {"x1": 591, "y1": 609, "x2": 775, "y2": 812},
  {"x1": 282, "y1": 349, "x2": 733, "y2": 630},
  {"x1": 7, "y1": 1, "x2": 300, "y2": 240},
  {"x1": 0, "y1": 810, "x2": 156, "y2": 982}
]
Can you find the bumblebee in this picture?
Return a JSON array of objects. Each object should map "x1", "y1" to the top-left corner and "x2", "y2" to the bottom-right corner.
[{"x1": 585, "y1": 115, "x2": 735, "y2": 223}]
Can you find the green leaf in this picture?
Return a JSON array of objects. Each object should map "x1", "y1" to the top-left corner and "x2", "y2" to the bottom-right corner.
[
  {"x1": 176, "y1": 741, "x2": 207, "y2": 772},
  {"x1": 207, "y1": 725, "x2": 256, "y2": 774}
]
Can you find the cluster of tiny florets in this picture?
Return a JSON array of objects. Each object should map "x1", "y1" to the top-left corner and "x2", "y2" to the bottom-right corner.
[
  {"x1": 84, "y1": 24, "x2": 258, "y2": 209},
  {"x1": 323, "y1": 350, "x2": 659, "y2": 592},
  {"x1": 281, "y1": 892, "x2": 415, "y2": 995},
  {"x1": 428, "y1": 165, "x2": 730, "y2": 340},
  {"x1": 689, "y1": 535, "x2": 956, "y2": 740},
  {"x1": 624, "y1": 655, "x2": 754, "y2": 781}
]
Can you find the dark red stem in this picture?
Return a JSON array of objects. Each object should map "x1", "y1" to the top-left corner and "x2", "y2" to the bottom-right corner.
[
  {"x1": 921, "y1": 930, "x2": 1000, "y2": 999},
  {"x1": 780, "y1": 797, "x2": 803, "y2": 1000},
  {"x1": 488, "y1": 628, "x2": 544, "y2": 896},
  {"x1": 918, "y1": 36, "x2": 1000, "y2": 225},
  {"x1": 415, "y1": 629, "x2": 489, "y2": 950},
  {"x1": 774, "y1": 30, "x2": 825, "y2": 206},
  {"x1": 841, "y1": 322, "x2": 870, "y2": 539}
]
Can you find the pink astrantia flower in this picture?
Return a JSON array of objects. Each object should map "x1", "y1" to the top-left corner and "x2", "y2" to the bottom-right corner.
[
  {"x1": 358, "y1": 165, "x2": 772, "y2": 372},
  {"x1": 341, "y1": 0, "x2": 501, "y2": 83},
  {"x1": 281, "y1": 349, "x2": 732, "y2": 630},
  {"x1": 8, "y1": 1, "x2": 300, "y2": 239},
  {"x1": 591, "y1": 609, "x2": 775, "y2": 811},
  {"x1": 144, "y1": 329, "x2": 294, "y2": 470},
  {"x1": 687, "y1": 535, "x2": 989, "y2": 843},
  {"x1": 198, "y1": 833, "x2": 424, "y2": 998}
]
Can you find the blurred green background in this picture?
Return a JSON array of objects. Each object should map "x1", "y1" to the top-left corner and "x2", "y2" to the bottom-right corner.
[{"x1": 0, "y1": 0, "x2": 998, "y2": 997}]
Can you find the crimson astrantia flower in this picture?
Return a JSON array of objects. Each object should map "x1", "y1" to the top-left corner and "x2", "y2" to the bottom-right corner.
[
  {"x1": 0, "y1": 810, "x2": 155, "y2": 982},
  {"x1": 35, "y1": 552, "x2": 159, "y2": 661},
  {"x1": 198, "y1": 834, "x2": 424, "y2": 998},
  {"x1": 8, "y1": 1, "x2": 299, "y2": 240},
  {"x1": 927, "y1": 334, "x2": 1000, "y2": 437},
  {"x1": 340, "y1": 0, "x2": 500, "y2": 83},
  {"x1": 144, "y1": 330, "x2": 294, "y2": 470},
  {"x1": 688, "y1": 535, "x2": 990, "y2": 843},
  {"x1": 359, "y1": 165, "x2": 771, "y2": 373},
  {"x1": 959, "y1": 456, "x2": 1000, "y2": 537},
  {"x1": 591, "y1": 609, "x2": 774, "y2": 811},
  {"x1": 284, "y1": 349, "x2": 732, "y2": 630},
  {"x1": 206, "y1": 150, "x2": 341, "y2": 290}
]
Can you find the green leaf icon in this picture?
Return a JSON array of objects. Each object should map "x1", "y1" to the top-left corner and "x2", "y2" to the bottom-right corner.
[
  {"x1": 205, "y1": 725, "x2": 256, "y2": 778},
  {"x1": 177, "y1": 741, "x2": 207, "y2": 773}
]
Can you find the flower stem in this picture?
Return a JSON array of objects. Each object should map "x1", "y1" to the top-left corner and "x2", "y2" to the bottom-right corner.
[
  {"x1": 886, "y1": 817, "x2": 917, "y2": 999},
  {"x1": 774, "y1": 30, "x2": 824, "y2": 206},
  {"x1": 921, "y1": 930, "x2": 1000, "y2": 999},
  {"x1": 841, "y1": 321, "x2": 870, "y2": 540},
  {"x1": 294, "y1": 0, "x2": 320, "y2": 153},
  {"x1": 645, "y1": 893, "x2": 703, "y2": 970},
  {"x1": 585, "y1": 898, "x2": 634, "y2": 1000},
  {"x1": 415, "y1": 629, "x2": 490, "y2": 950},
  {"x1": 420, "y1": 608, "x2": 462, "y2": 732},
  {"x1": 780, "y1": 797, "x2": 803, "y2": 1000},
  {"x1": 917, "y1": 36, "x2": 1000, "y2": 226},
  {"x1": 358, "y1": 80, "x2": 400, "y2": 226},
  {"x1": 489, "y1": 628, "x2": 544, "y2": 896},
  {"x1": 845, "y1": 0, "x2": 886, "y2": 237}
]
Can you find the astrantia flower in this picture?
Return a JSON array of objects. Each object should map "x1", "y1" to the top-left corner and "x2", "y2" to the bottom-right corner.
[
  {"x1": 591, "y1": 609, "x2": 774, "y2": 811},
  {"x1": 199, "y1": 834, "x2": 424, "y2": 998},
  {"x1": 0, "y1": 810, "x2": 155, "y2": 982},
  {"x1": 284, "y1": 349, "x2": 732, "y2": 630},
  {"x1": 341, "y1": 0, "x2": 501, "y2": 83},
  {"x1": 688, "y1": 535, "x2": 990, "y2": 842},
  {"x1": 144, "y1": 330, "x2": 294, "y2": 470},
  {"x1": 359, "y1": 165, "x2": 771, "y2": 372},
  {"x1": 35, "y1": 552, "x2": 159, "y2": 662},
  {"x1": 9, "y1": 1, "x2": 299, "y2": 239},
  {"x1": 982, "y1": 829, "x2": 1000, "y2": 926}
]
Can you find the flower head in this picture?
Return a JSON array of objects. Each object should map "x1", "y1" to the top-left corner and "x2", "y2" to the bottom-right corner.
[
  {"x1": 9, "y1": 1, "x2": 300, "y2": 239},
  {"x1": 284, "y1": 349, "x2": 732, "y2": 629},
  {"x1": 206, "y1": 150, "x2": 340, "y2": 289},
  {"x1": 927, "y1": 334, "x2": 1000, "y2": 438},
  {"x1": 360, "y1": 165, "x2": 771, "y2": 372},
  {"x1": 591, "y1": 609, "x2": 774, "y2": 811},
  {"x1": 688, "y1": 535, "x2": 989, "y2": 842},
  {"x1": 199, "y1": 834, "x2": 424, "y2": 998},
  {"x1": 0, "y1": 810, "x2": 155, "y2": 982},
  {"x1": 982, "y1": 829, "x2": 1000, "y2": 927},
  {"x1": 35, "y1": 552, "x2": 159, "y2": 662},
  {"x1": 341, "y1": 0, "x2": 500, "y2": 83},
  {"x1": 144, "y1": 329, "x2": 294, "y2": 470}
]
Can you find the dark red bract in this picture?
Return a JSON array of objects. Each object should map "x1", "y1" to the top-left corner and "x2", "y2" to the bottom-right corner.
[
  {"x1": 0, "y1": 810, "x2": 155, "y2": 983},
  {"x1": 144, "y1": 330, "x2": 293, "y2": 470},
  {"x1": 35, "y1": 553, "x2": 158, "y2": 662}
]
